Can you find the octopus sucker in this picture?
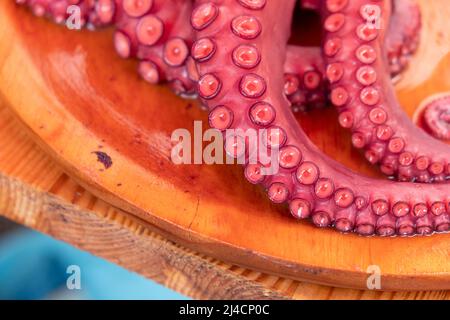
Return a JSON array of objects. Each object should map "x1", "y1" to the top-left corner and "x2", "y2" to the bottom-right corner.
[
  {"x1": 418, "y1": 93, "x2": 450, "y2": 142},
  {"x1": 321, "y1": 0, "x2": 450, "y2": 183},
  {"x1": 15, "y1": 0, "x2": 450, "y2": 236}
]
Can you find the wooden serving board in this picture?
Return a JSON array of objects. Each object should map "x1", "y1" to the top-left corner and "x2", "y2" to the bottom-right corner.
[{"x1": 0, "y1": 0, "x2": 449, "y2": 291}]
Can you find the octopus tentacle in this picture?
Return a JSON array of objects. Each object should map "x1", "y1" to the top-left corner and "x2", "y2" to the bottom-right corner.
[
  {"x1": 278, "y1": 0, "x2": 423, "y2": 112},
  {"x1": 321, "y1": 0, "x2": 450, "y2": 182},
  {"x1": 300, "y1": 0, "x2": 421, "y2": 77},
  {"x1": 192, "y1": 0, "x2": 449, "y2": 236},
  {"x1": 420, "y1": 94, "x2": 450, "y2": 141}
]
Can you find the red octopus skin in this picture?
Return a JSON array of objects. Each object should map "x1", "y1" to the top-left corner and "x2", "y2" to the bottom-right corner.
[
  {"x1": 192, "y1": 0, "x2": 449, "y2": 236},
  {"x1": 322, "y1": 0, "x2": 450, "y2": 182}
]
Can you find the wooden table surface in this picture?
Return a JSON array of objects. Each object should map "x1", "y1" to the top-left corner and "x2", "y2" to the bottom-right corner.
[{"x1": 0, "y1": 99, "x2": 448, "y2": 300}]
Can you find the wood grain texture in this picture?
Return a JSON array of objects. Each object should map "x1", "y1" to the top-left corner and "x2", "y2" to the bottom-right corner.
[
  {"x1": 0, "y1": 102, "x2": 448, "y2": 300},
  {"x1": 0, "y1": 0, "x2": 449, "y2": 292}
]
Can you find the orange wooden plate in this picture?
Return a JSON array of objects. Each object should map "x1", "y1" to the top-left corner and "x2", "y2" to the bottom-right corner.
[{"x1": 0, "y1": 0, "x2": 449, "y2": 290}]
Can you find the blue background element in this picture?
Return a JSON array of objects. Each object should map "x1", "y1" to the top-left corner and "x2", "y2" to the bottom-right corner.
[{"x1": 0, "y1": 229, "x2": 188, "y2": 300}]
